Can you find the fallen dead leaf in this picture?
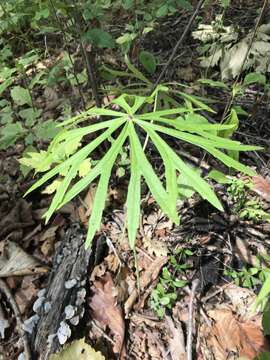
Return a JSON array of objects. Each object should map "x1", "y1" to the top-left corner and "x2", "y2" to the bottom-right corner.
[
  {"x1": 0, "y1": 240, "x2": 48, "y2": 277},
  {"x1": 124, "y1": 256, "x2": 168, "y2": 316},
  {"x1": 143, "y1": 237, "x2": 168, "y2": 257},
  {"x1": 200, "y1": 308, "x2": 269, "y2": 360},
  {"x1": 88, "y1": 272, "x2": 125, "y2": 356},
  {"x1": 252, "y1": 175, "x2": 270, "y2": 202},
  {"x1": 166, "y1": 316, "x2": 187, "y2": 360}
]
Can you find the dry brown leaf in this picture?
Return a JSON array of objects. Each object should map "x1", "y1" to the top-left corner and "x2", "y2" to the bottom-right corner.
[
  {"x1": 0, "y1": 240, "x2": 48, "y2": 277},
  {"x1": 166, "y1": 316, "x2": 186, "y2": 360},
  {"x1": 143, "y1": 237, "x2": 168, "y2": 257},
  {"x1": 200, "y1": 309, "x2": 269, "y2": 359},
  {"x1": 252, "y1": 175, "x2": 270, "y2": 202},
  {"x1": 124, "y1": 256, "x2": 168, "y2": 315},
  {"x1": 223, "y1": 284, "x2": 258, "y2": 320},
  {"x1": 88, "y1": 272, "x2": 125, "y2": 356}
]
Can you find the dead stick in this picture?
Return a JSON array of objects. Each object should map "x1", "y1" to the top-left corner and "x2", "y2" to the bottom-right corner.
[
  {"x1": 186, "y1": 279, "x2": 199, "y2": 360},
  {"x1": 150, "y1": 0, "x2": 205, "y2": 94},
  {"x1": 0, "y1": 279, "x2": 31, "y2": 360}
]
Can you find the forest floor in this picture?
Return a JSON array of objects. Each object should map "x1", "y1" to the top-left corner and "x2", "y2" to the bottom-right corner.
[{"x1": 0, "y1": 2, "x2": 270, "y2": 360}]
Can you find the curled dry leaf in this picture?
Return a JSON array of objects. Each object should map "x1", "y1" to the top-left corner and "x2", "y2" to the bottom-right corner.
[
  {"x1": 199, "y1": 309, "x2": 269, "y2": 360},
  {"x1": 252, "y1": 176, "x2": 270, "y2": 202},
  {"x1": 88, "y1": 272, "x2": 125, "y2": 356},
  {"x1": 0, "y1": 240, "x2": 48, "y2": 277}
]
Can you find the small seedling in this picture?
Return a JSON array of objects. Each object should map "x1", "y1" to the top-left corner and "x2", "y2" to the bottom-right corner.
[{"x1": 150, "y1": 248, "x2": 193, "y2": 317}]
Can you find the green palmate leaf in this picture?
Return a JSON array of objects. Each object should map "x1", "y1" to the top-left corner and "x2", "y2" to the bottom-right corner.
[
  {"x1": 145, "y1": 120, "x2": 257, "y2": 175},
  {"x1": 86, "y1": 168, "x2": 111, "y2": 247},
  {"x1": 142, "y1": 124, "x2": 223, "y2": 211},
  {"x1": 24, "y1": 120, "x2": 124, "y2": 195},
  {"x1": 59, "y1": 108, "x2": 127, "y2": 127},
  {"x1": 128, "y1": 122, "x2": 179, "y2": 224},
  {"x1": 44, "y1": 161, "x2": 80, "y2": 222},
  {"x1": 57, "y1": 124, "x2": 129, "y2": 209},
  {"x1": 136, "y1": 120, "x2": 261, "y2": 152},
  {"x1": 127, "y1": 126, "x2": 141, "y2": 249},
  {"x1": 179, "y1": 92, "x2": 215, "y2": 113}
]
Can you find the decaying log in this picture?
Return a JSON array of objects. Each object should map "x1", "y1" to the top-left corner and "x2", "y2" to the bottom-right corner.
[{"x1": 30, "y1": 223, "x2": 91, "y2": 360}]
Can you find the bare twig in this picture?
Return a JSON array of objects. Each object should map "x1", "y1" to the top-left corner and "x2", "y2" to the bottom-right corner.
[
  {"x1": 0, "y1": 279, "x2": 31, "y2": 360},
  {"x1": 186, "y1": 279, "x2": 200, "y2": 360},
  {"x1": 150, "y1": 0, "x2": 206, "y2": 94},
  {"x1": 221, "y1": 0, "x2": 268, "y2": 121}
]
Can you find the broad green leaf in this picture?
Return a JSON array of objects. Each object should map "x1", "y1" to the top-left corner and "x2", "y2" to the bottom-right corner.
[
  {"x1": 85, "y1": 168, "x2": 111, "y2": 247},
  {"x1": 11, "y1": 86, "x2": 32, "y2": 106},
  {"x1": 127, "y1": 129, "x2": 141, "y2": 249},
  {"x1": 244, "y1": 72, "x2": 266, "y2": 86},
  {"x1": 25, "y1": 121, "x2": 123, "y2": 195},
  {"x1": 139, "y1": 51, "x2": 156, "y2": 74},
  {"x1": 35, "y1": 120, "x2": 60, "y2": 140},
  {"x1": 262, "y1": 308, "x2": 270, "y2": 335},
  {"x1": 0, "y1": 122, "x2": 25, "y2": 150},
  {"x1": 82, "y1": 28, "x2": 115, "y2": 48},
  {"x1": 128, "y1": 122, "x2": 178, "y2": 223}
]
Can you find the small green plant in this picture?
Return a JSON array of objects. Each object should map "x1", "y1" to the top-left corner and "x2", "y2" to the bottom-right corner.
[
  {"x1": 150, "y1": 249, "x2": 192, "y2": 317},
  {"x1": 21, "y1": 88, "x2": 260, "y2": 248},
  {"x1": 225, "y1": 266, "x2": 270, "y2": 289},
  {"x1": 227, "y1": 177, "x2": 270, "y2": 222}
]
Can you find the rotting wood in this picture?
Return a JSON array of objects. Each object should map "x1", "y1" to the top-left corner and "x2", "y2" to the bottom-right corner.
[{"x1": 31, "y1": 223, "x2": 91, "y2": 360}]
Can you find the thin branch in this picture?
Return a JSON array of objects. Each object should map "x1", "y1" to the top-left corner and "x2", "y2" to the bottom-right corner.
[
  {"x1": 0, "y1": 279, "x2": 31, "y2": 360},
  {"x1": 149, "y1": 0, "x2": 206, "y2": 94}
]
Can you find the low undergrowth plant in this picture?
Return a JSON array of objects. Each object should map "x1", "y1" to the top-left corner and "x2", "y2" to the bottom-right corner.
[
  {"x1": 150, "y1": 248, "x2": 193, "y2": 317},
  {"x1": 21, "y1": 87, "x2": 261, "y2": 249}
]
